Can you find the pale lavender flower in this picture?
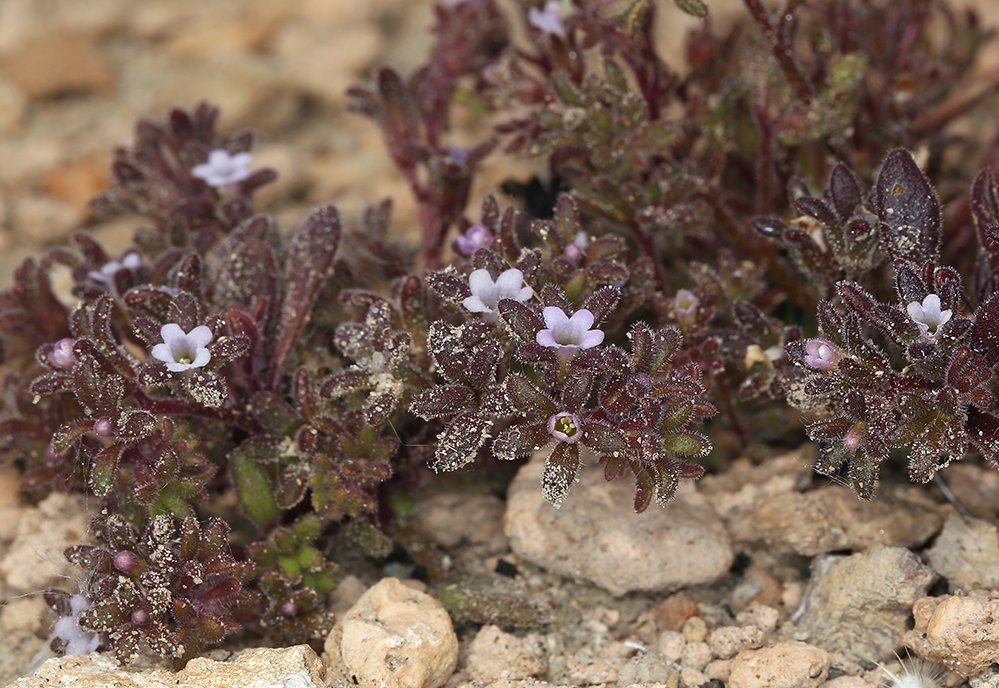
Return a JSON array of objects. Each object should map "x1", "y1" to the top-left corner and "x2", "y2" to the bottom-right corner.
[
  {"x1": 87, "y1": 252, "x2": 141, "y2": 286},
  {"x1": 906, "y1": 293, "x2": 952, "y2": 335},
  {"x1": 548, "y1": 411, "x2": 582, "y2": 443},
  {"x1": 528, "y1": 1, "x2": 565, "y2": 37},
  {"x1": 151, "y1": 324, "x2": 213, "y2": 372},
  {"x1": 191, "y1": 149, "x2": 254, "y2": 188},
  {"x1": 93, "y1": 417, "x2": 115, "y2": 438},
  {"x1": 802, "y1": 338, "x2": 842, "y2": 371},
  {"x1": 455, "y1": 224, "x2": 495, "y2": 256},
  {"x1": 48, "y1": 338, "x2": 77, "y2": 369},
  {"x1": 462, "y1": 268, "x2": 533, "y2": 316},
  {"x1": 674, "y1": 289, "x2": 699, "y2": 323},
  {"x1": 51, "y1": 595, "x2": 100, "y2": 656},
  {"x1": 536, "y1": 307, "x2": 604, "y2": 357}
]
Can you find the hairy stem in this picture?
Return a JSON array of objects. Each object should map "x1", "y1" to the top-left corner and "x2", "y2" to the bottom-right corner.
[{"x1": 742, "y1": 0, "x2": 813, "y2": 103}]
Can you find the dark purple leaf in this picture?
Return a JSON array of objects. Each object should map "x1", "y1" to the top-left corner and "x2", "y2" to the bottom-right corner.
[
  {"x1": 541, "y1": 442, "x2": 579, "y2": 508},
  {"x1": 504, "y1": 374, "x2": 556, "y2": 415},
  {"x1": 410, "y1": 384, "x2": 475, "y2": 420},
  {"x1": 497, "y1": 297, "x2": 542, "y2": 342},
  {"x1": 875, "y1": 149, "x2": 941, "y2": 266},
  {"x1": 492, "y1": 421, "x2": 550, "y2": 461},
  {"x1": 793, "y1": 196, "x2": 837, "y2": 226},
  {"x1": 429, "y1": 413, "x2": 493, "y2": 472},
  {"x1": 828, "y1": 163, "x2": 861, "y2": 219},
  {"x1": 115, "y1": 410, "x2": 157, "y2": 443},
  {"x1": 968, "y1": 292, "x2": 999, "y2": 366},
  {"x1": 270, "y1": 204, "x2": 340, "y2": 389},
  {"x1": 582, "y1": 286, "x2": 620, "y2": 325}
]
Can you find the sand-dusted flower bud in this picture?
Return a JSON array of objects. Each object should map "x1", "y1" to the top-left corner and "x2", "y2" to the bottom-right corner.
[{"x1": 803, "y1": 338, "x2": 843, "y2": 371}]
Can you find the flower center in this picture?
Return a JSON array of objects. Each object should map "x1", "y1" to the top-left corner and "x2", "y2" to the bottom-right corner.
[{"x1": 554, "y1": 415, "x2": 578, "y2": 438}]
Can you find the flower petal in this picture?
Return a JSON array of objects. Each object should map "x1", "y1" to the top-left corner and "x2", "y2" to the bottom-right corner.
[
  {"x1": 495, "y1": 269, "x2": 525, "y2": 295},
  {"x1": 151, "y1": 343, "x2": 172, "y2": 363},
  {"x1": 462, "y1": 296, "x2": 489, "y2": 313},
  {"x1": 567, "y1": 308, "x2": 595, "y2": 333},
  {"x1": 536, "y1": 330, "x2": 558, "y2": 347},
  {"x1": 515, "y1": 286, "x2": 534, "y2": 302},
  {"x1": 906, "y1": 301, "x2": 925, "y2": 323},
  {"x1": 578, "y1": 330, "x2": 605, "y2": 349},
  {"x1": 187, "y1": 325, "x2": 214, "y2": 349},
  {"x1": 159, "y1": 323, "x2": 186, "y2": 345},
  {"x1": 468, "y1": 269, "x2": 495, "y2": 296},
  {"x1": 191, "y1": 348, "x2": 211, "y2": 369},
  {"x1": 542, "y1": 306, "x2": 569, "y2": 329},
  {"x1": 165, "y1": 361, "x2": 191, "y2": 372}
]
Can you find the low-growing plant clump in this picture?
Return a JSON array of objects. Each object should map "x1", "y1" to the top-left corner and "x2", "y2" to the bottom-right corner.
[{"x1": 2, "y1": 0, "x2": 999, "y2": 665}]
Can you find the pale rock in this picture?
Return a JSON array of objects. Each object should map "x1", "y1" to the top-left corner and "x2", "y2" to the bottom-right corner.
[
  {"x1": 727, "y1": 642, "x2": 831, "y2": 688},
  {"x1": 942, "y1": 463, "x2": 999, "y2": 521},
  {"x1": 0, "y1": 30, "x2": 114, "y2": 99},
  {"x1": 0, "y1": 465, "x2": 23, "y2": 542},
  {"x1": 0, "y1": 138, "x2": 64, "y2": 186},
  {"x1": 795, "y1": 546, "x2": 936, "y2": 662},
  {"x1": 924, "y1": 512, "x2": 999, "y2": 590},
  {"x1": 504, "y1": 459, "x2": 732, "y2": 596},
  {"x1": 410, "y1": 491, "x2": 507, "y2": 551},
  {"x1": 724, "y1": 485, "x2": 942, "y2": 556},
  {"x1": 706, "y1": 625, "x2": 765, "y2": 660},
  {"x1": 41, "y1": 154, "x2": 109, "y2": 212},
  {"x1": 617, "y1": 652, "x2": 677, "y2": 686},
  {"x1": 464, "y1": 626, "x2": 547, "y2": 681},
  {"x1": 698, "y1": 446, "x2": 813, "y2": 518},
  {"x1": 680, "y1": 642, "x2": 711, "y2": 672},
  {"x1": 972, "y1": 667, "x2": 999, "y2": 688},
  {"x1": 271, "y1": 21, "x2": 384, "y2": 105},
  {"x1": 704, "y1": 658, "x2": 731, "y2": 681},
  {"x1": 679, "y1": 666, "x2": 709, "y2": 687},
  {"x1": 820, "y1": 677, "x2": 877, "y2": 688},
  {"x1": 902, "y1": 591, "x2": 999, "y2": 678},
  {"x1": 9, "y1": 194, "x2": 83, "y2": 243},
  {"x1": 680, "y1": 616, "x2": 708, "y2": 643},
  {"x1": 561, "y1": 654, "x2": 619, "y2": 685},
  {"x1": 0, "y1": 596, "x2": 48, "y2": 687},
  {"x1": 655, "y1": 630, "x2": 686, "y2": 664},
  {"x1": 166, "y1": 19, "x2": 275, "y2": 59},
  {"x1": 0, "y1": 492, "x2": 90, "y2": 594},
  {"x1": 0, "y1": 77, "x2": 26, "y2": 134},
  {"x1": 326, "y1": 577, "x2": 458, "y2": 688},
  {"x1": 735, "y1": 603, "x2": 780, "y2": 634},
  {"x1": 11, "y1": 645, "x2": 326, "y2": 688}
]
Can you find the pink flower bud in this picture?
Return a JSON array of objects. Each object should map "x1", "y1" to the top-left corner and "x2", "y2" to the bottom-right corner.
[
  {"x1": 674, "y1": 290, "x2": 699, "y2": 324},
  {"x1": 93, "y1": 417, "x2": 115, "y2": 437},
  {"x1": 131, "y1": 609, "x2": 149, "y2": 625},
  {"x1": 48, "y1": 338, "x2": 77, "y2": 370},
  {"x1": 280, "y1": 601, "x2": 298, "y2": 617},
  {"x1": 843, "y1": 425, "x2": 864, "y2": 451},
  {"x1": 803, "y1": 338, "x2": 842, "y2": 371},
  {"x1": 114, "y1": 550, "x2": 141, "y2": 575}
]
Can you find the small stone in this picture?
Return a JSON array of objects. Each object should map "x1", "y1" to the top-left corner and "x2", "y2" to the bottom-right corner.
[
  {"x1": 0, "y1": 492, "x2": 89, "y2": 594},
  {"x1": 902, "y1": 591, "x2": 999, "y2": 678},
  {"x1": 728, "y1": 642, "x2": 830, "y2": 688},
  {"x1": 653, "y1": 592, "x2": 700, "y2": 632},
  {"x1": 0, "y1": 77, "x2": 26, "y2": 134},
  {"x1": 0, "y1": 596, "x2": 48, "y2": 686},
  {"x1": 820, "y1": 677, "x2": 877, "y2": 688},
  {"x1": 327, "y1": 577, "x2": 458, "y2": 688},
  {"x1": 735, "y1": 603, "x2": 780, "y2": 634},
  {"x1": 706, "y1": 625, "x2": 765, "y2": 660},
  {"x1": 941, "y1": 463, "x2": 999, "y2": 521},
  {"x1": 656, "y1": 630, "x2": 686, "y2": 663},
  {"x1": 924, "y1": 512, "x2": 999, "y2": 591},
  {"x1": 680, "y1": 642, "x2": 711, "y2": 671},
  {"x1": 704, "y1": 658, "x2": 731, "y2": 681},
  {"x1": 505, "y1": 459, "x2": 732, "y2": 596},
  {"x1": 681, "y1": 616, "x2": 708, "y2": 643},
  {"x1": 0, "y1": 30, "x2": 114, "y2": 99},
  {"x1": 12, "y1": 645, "x2": 326, "y2": 688},
  {"x1": 9, "y1": 194, "x2": 83, "y2": 244},
  {"x1": 680, "y1": 666, "x2": 709, "y2": 687},
  {"x1": 42, "y1": 154, "x2": 109, "y2": 212},
  {"x1": 793, "y1": 545, "x2": 936, "y2": 662},
  {"x1": 465, "y1": 625, "x2": 547, "y2": 681},
  {"x1": 410, "y1": 491, "x2": 507, "y2": 550},
  {"x1": 725, "y1": 485, "x2": 942, "y2": 556},
  {"x1": 617, "y1": 651, "x2": 678, "y2": 686}
]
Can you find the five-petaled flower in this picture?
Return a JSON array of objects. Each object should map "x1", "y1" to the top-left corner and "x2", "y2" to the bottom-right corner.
[
  {"x1": 151, "y1": 324, "x2": 213, "y2": 372},
  {"x1": 548, "y1": 411, "x2": 582, "y2": 443},
  {"x1": 906, "y1": 293, "x2": 952, "y2": 335},
  {"x1": 462, "y1": 268, "x2": 533, "y2": 316},
  {"x1": 454, "y1": 225, "x2": 494, "y2": 256},
  {"x1": 802, "y1": 338, "x2": 843, "y2": 371},
  {"x1": 528, "y1": 1, "x2": 565, "y2": 37},
  {"x1": 192, "y1": 149, "x2": 254, "y2": 188},
  {"x1": 88, "y1": 252, "x2": 141, "y2": 287},
  {"x1": 536, "y1": 307, "x2": 604, "y2": 358}
]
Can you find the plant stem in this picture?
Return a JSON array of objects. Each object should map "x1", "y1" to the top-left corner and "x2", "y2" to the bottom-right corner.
[{"x1": 742, "y1": 0, "x2": 814, "y2": 103}]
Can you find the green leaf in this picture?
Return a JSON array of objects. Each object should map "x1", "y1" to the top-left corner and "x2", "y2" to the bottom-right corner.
[
  {"x1": 230, "y1": 443, "x2": 279, "y2": 528},
  {"x1": 673, "y1": 0, "x2": 708, "y2": 18},
  {"x1": 662, "y1": 431, "x2": 711, "y2": 457}
]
